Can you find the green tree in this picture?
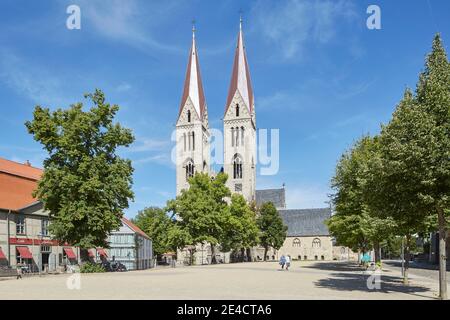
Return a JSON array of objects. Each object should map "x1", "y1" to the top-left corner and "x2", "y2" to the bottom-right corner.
[
  {"x1": 166, "y1": 172, "x2": 230, "y2": 264},
  {"x1": 25, "y1": 89, "x2": 134, "y2": 252},
  {"x1": 371, "y1": 34, "x2": 450, "y2": 297},
  {"x1": 328, "y1": 136, "x2": 396, "y2": 262},
  {"x1": 132, "y1": 207, "x2": 175, "y2": 258},
  {"x1": 257, "y1": 202, "x2": 287, "y2": 261},
  {"x1": 221, "y1": 194, "x2": 259, "y2": 261},
  {"x1": 415, "y1": 34, "x2": 450, "y2": 299}
]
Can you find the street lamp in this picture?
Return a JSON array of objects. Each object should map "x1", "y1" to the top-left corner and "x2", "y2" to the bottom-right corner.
[{"x1": 37, "y1": 232, "x2": 43, "y2": 276}]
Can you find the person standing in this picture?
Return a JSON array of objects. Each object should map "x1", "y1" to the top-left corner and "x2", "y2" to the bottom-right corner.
[
  {"x1": 285, "y1": 255, "x2": 291, "y2": 271},
  {"x1": 16, "y1": 262, "x2": 23, "y2": 280},
  {"x1": 279, "y1": 255, "x2": 286, "y2": 270}
]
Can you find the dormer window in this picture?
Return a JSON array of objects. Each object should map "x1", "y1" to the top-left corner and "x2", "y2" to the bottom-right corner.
[{"x1": 236, "y1": 104, "x2": 239, "y2": 117}]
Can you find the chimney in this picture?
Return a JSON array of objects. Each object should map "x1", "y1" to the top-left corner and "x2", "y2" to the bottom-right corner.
[{"x1": 25, "y1": 160, "x2": 31, "y2": 166}]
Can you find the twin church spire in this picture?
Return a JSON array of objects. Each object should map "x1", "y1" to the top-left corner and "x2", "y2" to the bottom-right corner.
[
  {"x1": 178, "y1": 23, "x2": 207, "y2": 120},
  {"x1": 225, "y1": 18, "x2": 254, "y2": 115},
  {"x1": 178, "y1": 19, "x2": 254, "y2": 120},
  {"x1": 176, "y1": 19, "x2": 256, "y2": 202}
]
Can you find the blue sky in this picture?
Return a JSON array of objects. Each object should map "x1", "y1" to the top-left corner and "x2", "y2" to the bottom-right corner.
[{"x1": 0, "y1": 0, "x2": 449, "y2": 217}]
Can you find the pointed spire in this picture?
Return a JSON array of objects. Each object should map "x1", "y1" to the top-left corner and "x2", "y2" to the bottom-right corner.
[
  {"x1": 179, "y1": 21, "x2": 206, "y2": 119},
  {"x1": 225, "y1": 15, "x2": 254, "y2": 114}
]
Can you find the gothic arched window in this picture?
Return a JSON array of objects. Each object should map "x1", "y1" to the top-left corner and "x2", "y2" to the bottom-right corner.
[
  {"x1": 192, "y1": 132, "x2": 195, "y2": 151},
  {"x1": 233, "y1": 154, "x2": 243, "y2": 179},
  {"x1": 231, "y1": 127, "x2": 235, "y2": 147},
  {"x1": 293, "y1": 238, "x2": 301, "y2": 247},
  {"x1": 185, "y1": 160, "x2": 194, "y2": 180},
  {"x1": 183, "y1": 133, "x2": 186, "y2": 151},
  {"x1": 188, "y1": 131, "x2": 192, "y2": 151},
  {"x1": 187, "y1": 110, "x2": 191, "y2": 123},
  {"x1": 240, "y1": 126, "x2": 244, "y2": 146},
  {"x1": 312, "y1": 238, "x2": 321, "y2": 248},
  {"x1": 236, "y1": 104, "x2": 240, "y2": 117},
  {"x1": 235, "y1": 127, "x2": 239, "y2": 146}
]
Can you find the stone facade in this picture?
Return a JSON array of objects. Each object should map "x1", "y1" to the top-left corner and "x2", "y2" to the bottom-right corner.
[
  {"x1": 223, "y1": 91, "x2": 256, "y2": 203},
  {"x1": 0, "y1": 202, "x2": 81, "y2": 272}
]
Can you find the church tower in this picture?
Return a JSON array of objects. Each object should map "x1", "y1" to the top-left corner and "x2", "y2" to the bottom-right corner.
[
  {"x1": 176, "y1": 25, "x2": 210, "y2": 195},
  {"x1": 223, "y1": 18, "x2": 256, "y2": 202}
]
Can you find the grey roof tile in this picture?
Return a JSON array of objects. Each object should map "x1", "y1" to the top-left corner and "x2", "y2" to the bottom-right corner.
[
  {"x1": 278, "y1": 208, "x2": 331, "y2": 237},
  {"x1": 255, "y1": 188, "x2": 286, "y2": 209}
]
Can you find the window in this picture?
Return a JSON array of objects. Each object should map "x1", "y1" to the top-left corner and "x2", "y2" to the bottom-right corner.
[
  {"x1": 192, "y1": 132, "x2": 195, "y2": 150},
  {"x1": 183, "y1": 133, "x2": 186, "y2": 151},
  {"x1": 41, "y1": 245, "x2": 51, "y2": 253},
  {"x1": 240, "y1": 126, "x2": 244, "y2": 146},
  {"x1": 321, "y1": 255, "x2": 325, "y2": 260},
  {"x1": 312, "y1": 238, "x2": 321, "y2": 248},
  {"x1": 236, "y1": 104, "x2": 239, "y2": 117},
  {"x1": 298, "y1": 255, "x2": 301, "y2": 260},
  {"x1": 188, "y1": 132, "x2": 191, "y2": 150},
  {"x1": 187, "y1": 110, "x2": 191, "y2": 123},
  {"x1": 185, "y1": 160, "x2": 194, "y2": 180},
  {"x1": 41, "y1": 219, "x2": 49, "y2": 236},
  {"x1": 233, "y1": 154, "x2": 243, "y2": 179},
  {"x1": 235, "y1": 127, "x2": 239, "y2": 146},
  {"x1": 231, "y1": 127, "x2": 235, "y2": 147},
  {"x1": 304, "y1": 255, "x2": 307, "y2": 260},
  {"x1": 315, "y1": 255, "x2": 318, "y2": 260},
  {"x1": 293, "y1": 238, "x2": 301, "y2": 247},
  {"x1": 16, "y1": 216, "x2": 25, "y2": 235}
]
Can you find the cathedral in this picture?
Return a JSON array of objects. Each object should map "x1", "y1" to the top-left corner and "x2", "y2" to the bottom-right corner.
[
  {"x1": 175, "y1": 19, "x2": 255, "y2": 203},
  {"x1": 174, "y1": 20, "x2": 356, "y2": 264}
]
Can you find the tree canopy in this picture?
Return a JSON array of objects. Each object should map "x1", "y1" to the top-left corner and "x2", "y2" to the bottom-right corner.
[
  {"x1": 132, "y1": 207, "x2": 175, "y2": 257},
  {"x1": 257, "y1": 202, "x2": 287, "y2": 261},
  {"x1": 25, "y1": 89, "x2": 134, "y2": 248}
]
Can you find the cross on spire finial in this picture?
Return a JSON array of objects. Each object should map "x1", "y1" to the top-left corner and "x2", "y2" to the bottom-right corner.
[
  {"x1": 192, "y1": 19, "x2": 196, "y2": 38},
  {"x1": 239, "y1": 9, "x2": 243, "y2": 30}
]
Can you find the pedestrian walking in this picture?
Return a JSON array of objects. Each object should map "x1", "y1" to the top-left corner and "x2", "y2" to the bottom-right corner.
[
  {"x1": 16, "y1": 262, "x2": 23, "y2": 280},
  {"x1": 285, "y1": 255, "x2": 291, "y2": 271},
  {"x1": 279, "y1": 255, "x2": 286, "y2": 270}
]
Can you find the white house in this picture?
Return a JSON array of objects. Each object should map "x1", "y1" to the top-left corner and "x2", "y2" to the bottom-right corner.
[{"x1": 108, "y1": 217, "x2": 153, "y2": 270}]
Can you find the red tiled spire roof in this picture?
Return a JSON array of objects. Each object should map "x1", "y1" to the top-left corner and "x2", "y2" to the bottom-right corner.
[
  {"x1": 179, "y1": 25, "x2": 206, "y2": 119},
  {"x1": 225, "y1": 18, "x2": 254, "y2": 115}
]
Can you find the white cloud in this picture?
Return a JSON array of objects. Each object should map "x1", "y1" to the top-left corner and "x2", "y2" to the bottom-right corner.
[
  {"x1": 132, "y1": 153, "x2": 172, "y2": 167},
  {"x1": 0, "y1": 50, "x2": 69, "y2": 107},
  {"x1": 129, "y1": 137, "x2": 170, "y2": 153},
  {"x1": 78, "y1": 0, "x2": 184, "y2": 54},
  {"x1": 116, "y1": 82, "x2": 132, "y2": 92},
  {"x1": 251, "y1": 0, "x2": 357, "y2": 60}
]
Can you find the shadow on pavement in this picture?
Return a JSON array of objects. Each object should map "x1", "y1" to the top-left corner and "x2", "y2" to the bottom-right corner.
[
  {"x1": 384, "y1": 260, "x2": 450, "y2": 271},
  {"x1": 314, "y1": 271, "x2": 434, "y2": 299},
  {"x1": 303, "y1": 261, "x2": 363, "y2": 272}
]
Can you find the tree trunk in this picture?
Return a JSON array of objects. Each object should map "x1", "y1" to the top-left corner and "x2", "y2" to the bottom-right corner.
[
  {"x1": 403, "y1": 235, "x2": 411, "y2": 285},
  {"x1": 246, "y1": 248, "x2": 252, "y2": 262},
  {"x1": 374, "y1": 242, "x2": 381, "y2": 263},
  {"x1": 210, "y1": 245, "x2": 215, "y2": 264},
  {"x1": 263, "y1": 247, "x2": 268, "y2": 262},
  {"x1": 437, "y1": 206, "x2": 448, "y2": 300},
  {"x1": 240, "y1": 248, "x2": 245, "y2": 262}
]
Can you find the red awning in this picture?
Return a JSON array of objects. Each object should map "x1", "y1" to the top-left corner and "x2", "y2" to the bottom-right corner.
[
  {"x1": 16, "y1": 246, "x2": 33, "y2": 259},
  {"x1": 88, "y1": 249, "x2": 95, "y2": 258},
  {"x1": 0, "y1": 247, "x2": 6, "y2": 259},
  {"x1": 63, "y1": 247, "x2": 77, "y2": 259},
  {"x1": 97, "y1": 248, "x2": 107, "y2": 257}
]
